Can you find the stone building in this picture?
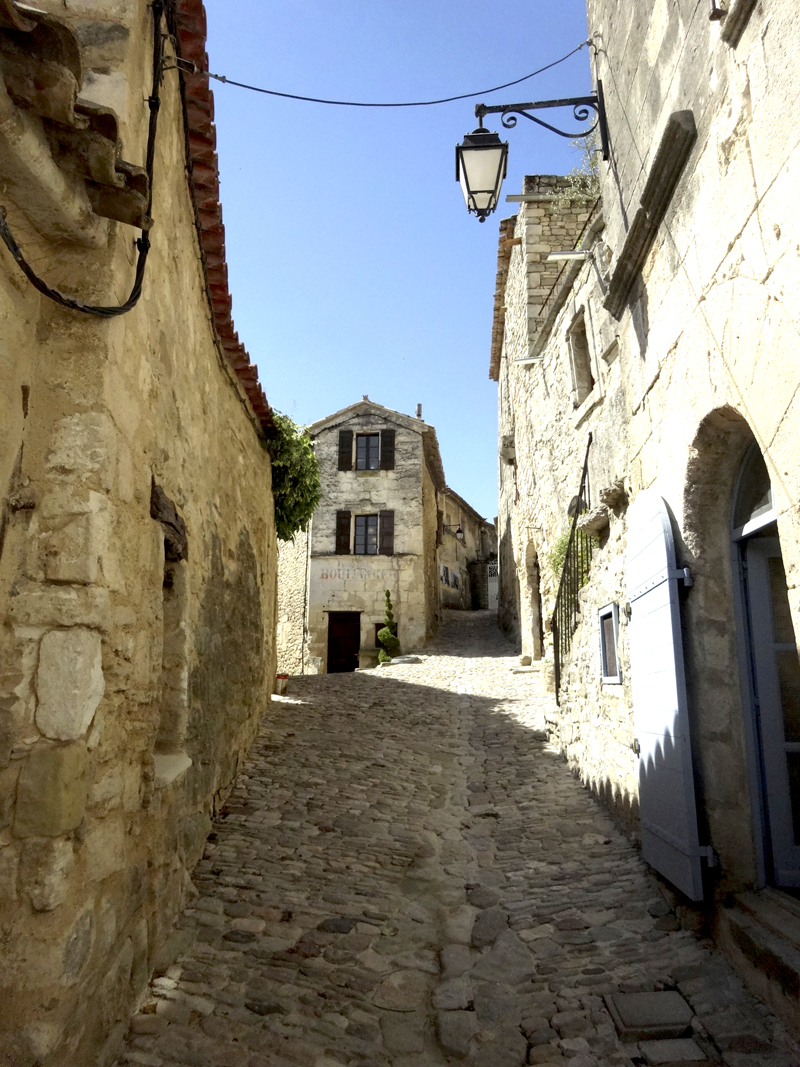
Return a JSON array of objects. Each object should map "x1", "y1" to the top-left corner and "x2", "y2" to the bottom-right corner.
[
  {"x1": 492, "y1": 0, "x2": 800, "y2": 1026},
  {"x1": 302, "y1": 399, "x2": 444, "y2": 673},
  {"x1": 438, "y1": 486, "x2": 497, "y2": 610},
  {"x1": 275, "y1": 401, "x2": 497, "y2": 673},
  {"x1": 0, "y1": 1, "x2": 277, "y2": 1063}
]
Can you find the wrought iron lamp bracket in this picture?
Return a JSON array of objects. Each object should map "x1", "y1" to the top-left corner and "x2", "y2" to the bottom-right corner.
[{"x1": 475, "y1": 82, "x2": 609, "y2": 161}]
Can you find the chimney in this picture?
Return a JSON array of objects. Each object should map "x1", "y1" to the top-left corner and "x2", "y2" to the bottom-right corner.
[{"x1": 415, "y1": 404, "x2": 422, "y2": 419}]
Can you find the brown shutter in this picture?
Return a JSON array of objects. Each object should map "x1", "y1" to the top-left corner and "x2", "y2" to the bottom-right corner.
[
  {"x1": 380, "y1": 429, "x2": 396, "y2": 470},
  {"x1": 379, "y1": 510, "x2": 394, "y2": 555},
  {"x1": 337, "y1": 430, "x2": 353, "y2": 471},
  {"x1": 335, "y1": 511, "x2": 351, "y2": 554}
]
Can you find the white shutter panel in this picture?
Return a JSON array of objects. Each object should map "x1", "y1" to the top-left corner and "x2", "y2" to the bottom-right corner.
[{"x1": 627, "y1": 489, "x2": 707, "y2": 900}]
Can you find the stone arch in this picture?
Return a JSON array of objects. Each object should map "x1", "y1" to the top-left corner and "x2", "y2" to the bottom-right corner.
[{"x1": 680, "y1": 405, "x2": 761, "y2": 891}]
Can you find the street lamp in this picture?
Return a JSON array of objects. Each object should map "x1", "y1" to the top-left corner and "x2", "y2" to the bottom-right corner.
[
  {"x1": 456, "y1": 128, "x2": 509, "y2": 223},
  {"x1": 456, "y1": 83, "x2": 609, "y2": 222}
]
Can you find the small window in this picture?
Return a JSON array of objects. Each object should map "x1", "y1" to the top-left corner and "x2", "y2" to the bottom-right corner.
[
  {"x1": 452, "y1": 571, "x2": 460, "y2": 590},
  {"x1": 356, "y1": 434, "x2": 380, "y2": 470},
  {"x1": 354, "y1": 514, "x2": 379, "y2": 554},
  {"x1": 599, "y1": 602, "x2": 622, "y2": 684},
  {"x1": 568, "y1": 312, "x2": 595, "y2": 408},
  {"x1": 441, "y1": 565, "x2": 450, "y2": 586}
]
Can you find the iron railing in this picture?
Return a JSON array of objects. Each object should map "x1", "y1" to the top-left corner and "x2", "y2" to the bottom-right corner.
[{"x1": 551, "y1": 433, "x2": 593, "y2": 702}]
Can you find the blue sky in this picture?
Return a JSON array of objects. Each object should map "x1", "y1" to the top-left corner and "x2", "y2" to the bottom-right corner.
[{"x1": 205, "y1": 0, "x2": 591, "y2": 520}]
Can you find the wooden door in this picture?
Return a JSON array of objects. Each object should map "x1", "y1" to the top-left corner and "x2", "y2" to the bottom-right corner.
[
  {"x1": 327, "y1": 612, "x2": 361, "y2": 673},
  {"x1": 743, "y1": 537, "x2": 800, "y2": 886}
]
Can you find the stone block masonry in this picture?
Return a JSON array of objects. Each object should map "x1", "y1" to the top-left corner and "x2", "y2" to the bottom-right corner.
[{"x1": 0, "y1": 0, "x2": 278, "y2": 1062}]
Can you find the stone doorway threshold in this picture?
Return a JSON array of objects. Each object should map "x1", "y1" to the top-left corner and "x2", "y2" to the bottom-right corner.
[{"x1": 718, "y1": 886, "x2": 800, "y2": 1035}]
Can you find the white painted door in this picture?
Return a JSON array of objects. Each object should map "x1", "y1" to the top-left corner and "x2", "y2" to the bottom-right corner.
[{"x1": 627, "y1": 490, "x2": 707, "y2": 900}]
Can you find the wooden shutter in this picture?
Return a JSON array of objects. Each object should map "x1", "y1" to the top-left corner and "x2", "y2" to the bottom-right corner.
[
  {"x1": 380, "y1": 429, "x2": 396, "y2": 470},
  {"x1": 379, "y1": 510, "x2": 394, "y2": 555},
  {"x1": 337, "y1": 430, "x2": 353, "y2": 471},
  {"x1": 335, "y1": 510, "x2": 351, "y2": 554},
  {"x1": 626, "y1": 489, "x2": 707, "y2": 900}
]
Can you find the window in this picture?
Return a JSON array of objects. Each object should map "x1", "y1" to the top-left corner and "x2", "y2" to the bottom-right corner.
[
  {"x1": 452, "y1": 571, "x2": 460, "y2": 590},
  {"x1": 338, "y1": 428, "x2": 396, "y2": 471},
  {"x1": 354, "y1": 514, "x2": 379, "y2": 554},
  {"x1": 567, "y1": 312, "x2": 595, "y2": 408},
  {"x1": 599, "y1": 602, "x2": 622, "y2": 684},
  {"x1": 441, "y1": 565, "x2": 450, "y2": 586},
  {"x1": 336, "y1": 510, "x2": 394, "y2": 554},
  {"x1": 356, "y1": 434, "x2": 380, "y2": 470}
]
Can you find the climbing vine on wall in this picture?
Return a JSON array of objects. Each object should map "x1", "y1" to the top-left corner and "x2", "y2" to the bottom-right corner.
[{"x1": 266, "y1": 412, "x2": 321, "y2": 542}]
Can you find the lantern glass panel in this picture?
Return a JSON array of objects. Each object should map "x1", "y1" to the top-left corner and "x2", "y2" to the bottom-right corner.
[{"x1": 459, "y1": 145, "x2": 506, "y2": 211}]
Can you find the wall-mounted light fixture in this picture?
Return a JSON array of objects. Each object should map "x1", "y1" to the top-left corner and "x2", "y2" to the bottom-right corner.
[
  {"x1": 456, "y1": 84, "x2": 610, "y2": 222},
  {"x1": 443, "y1": 524, "x2": 464, "y2": 538}
]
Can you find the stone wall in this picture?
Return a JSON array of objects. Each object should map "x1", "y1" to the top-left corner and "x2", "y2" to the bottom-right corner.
[
  {"x1": 276, "y1": 531, "x2": 308, "y2": 675},
  {"x1": 495, "y1": 0, "x2": 800, "y2": 903},
  {"x1": 0, "y1": 3, "x2": 277, "y2": 1063}
]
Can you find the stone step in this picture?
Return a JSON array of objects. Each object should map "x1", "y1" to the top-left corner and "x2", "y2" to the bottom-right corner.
[
  {"x1": 735, "y1": 888, "x2": 800, "y2": 953},
  {"x1": 723, "y1": 899, "x2": 800, "y2": 1002}
]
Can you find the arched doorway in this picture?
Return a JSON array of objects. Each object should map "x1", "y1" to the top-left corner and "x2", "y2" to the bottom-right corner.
[{"x1": 733, "y1": 443, "x2": 800, "y2": 887}]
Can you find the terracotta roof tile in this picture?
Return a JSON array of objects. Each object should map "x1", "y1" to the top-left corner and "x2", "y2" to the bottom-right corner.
[{"x1": 172, "y1": 0, "x2": 273, "y2": 434}]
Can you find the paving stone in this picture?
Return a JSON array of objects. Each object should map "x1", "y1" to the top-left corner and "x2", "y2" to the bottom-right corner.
[
  {"x1": 639, "y1": 1037, "x2": 707, "y2": 1063},
  {"x1": 437, "y1": 1009, "x2": 478, "y2": 1057},
  {"x1": 471, "y1": 905, "x2": 508, "y2": 947},
  {"x1": 380, "y1": 1012, "x2": 425, "y2": 1053},
  {"x1": 605, "y1": 992, "x2": 694, "y2": 1041},
  {"x1": 471, "y1": 929, "x2": 537, "y2": 984},
  {"x1": 441, "y1": 943, "x2": 474, "y2": 977},
  {"x1": 115, "y1": 613, "x2": 800, "y2": 1067},
  {"x1": 371, "y1": 969, "x2": 428, "y2": 1011}
]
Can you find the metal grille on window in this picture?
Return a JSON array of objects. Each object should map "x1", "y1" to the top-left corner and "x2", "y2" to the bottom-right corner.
[
  {"x1": 356, "y1": 434, "x2": 380, "y2": 470},
  {"x1": 354, "y1": 515, "x2": 378, "y2": 554}
]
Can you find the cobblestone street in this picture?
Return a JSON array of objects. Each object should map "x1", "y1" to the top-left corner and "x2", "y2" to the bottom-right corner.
[{"x1": 118, "y1": 612, "x2": 800, "y2": 1067}]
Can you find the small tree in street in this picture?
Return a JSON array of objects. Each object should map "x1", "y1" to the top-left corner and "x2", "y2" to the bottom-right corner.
[{"x1": 377, "y1": 589, "x2": 400, "y2": 663}]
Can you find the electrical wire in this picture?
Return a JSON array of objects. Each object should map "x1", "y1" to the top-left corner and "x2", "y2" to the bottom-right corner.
[
  {"x1": 0, "y1": 0, "x2": 165, "y2": 317},
  {"x1": 0, "y1": 33, "x2": 589, "y2": 316},
  {"x1": 173, "y1": 40, "x2": 591, "y2": 108}
]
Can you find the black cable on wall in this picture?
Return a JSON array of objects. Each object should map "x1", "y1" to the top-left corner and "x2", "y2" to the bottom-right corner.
[{"x1": 0, "y1": 0, "x2": 165, "y2": 318}]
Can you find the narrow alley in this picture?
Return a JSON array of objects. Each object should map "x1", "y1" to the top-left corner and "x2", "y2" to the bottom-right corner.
[{"x1": 117, "y1": 613, "x2": 799, "y2": 1067}]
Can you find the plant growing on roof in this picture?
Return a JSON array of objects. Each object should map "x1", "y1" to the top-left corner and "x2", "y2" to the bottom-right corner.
[
  {"x1": 377, "y1": 589, "x2": 400, "y2": 663},
  {"x1": 266, "y1": 411, "x2": 321, "y2": 542},
  {"x1": 553, "y1": 133, "x2": 600, "y2": 211}
]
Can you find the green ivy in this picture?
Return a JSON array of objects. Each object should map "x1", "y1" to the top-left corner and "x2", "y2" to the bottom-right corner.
[
  {"x1": 266, "y1": 411, "x2": 321, "y2": 542},
  {"x1": 547, "y1": 528, "x2": 598, "y2": 587}
]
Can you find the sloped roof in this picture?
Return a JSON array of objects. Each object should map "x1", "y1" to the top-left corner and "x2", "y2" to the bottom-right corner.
[
  {"x1": 171, "y1": 0, "x2": 273, "y2": 434},
  {"x1": 443, "y1": 486, "x2": 489, "y2": 526},
  {"x1": 308, "y1": 399, "x2": 446, "y2": 492},
  {"x1": 308, "y1": 398, "x2": 432, "y2": 436}
]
